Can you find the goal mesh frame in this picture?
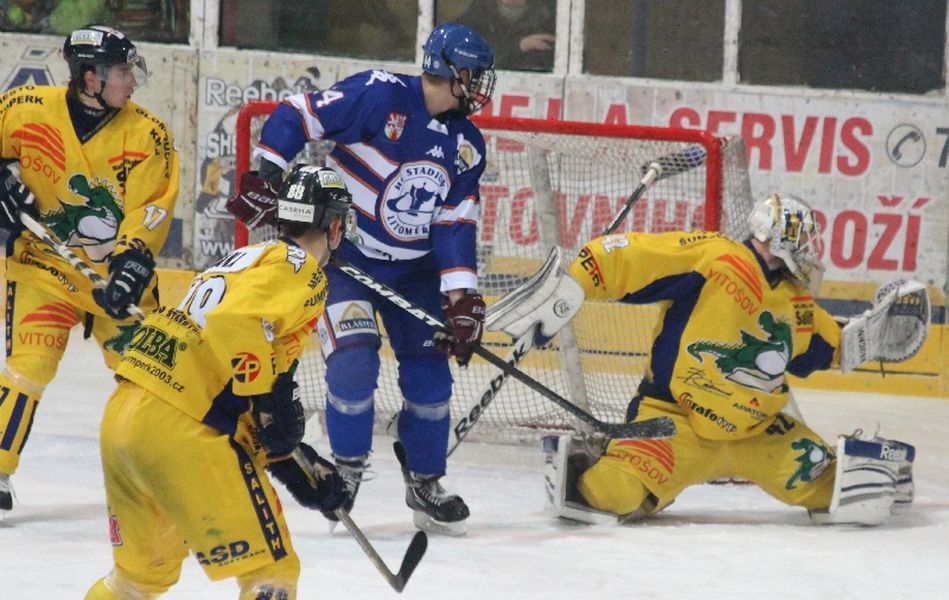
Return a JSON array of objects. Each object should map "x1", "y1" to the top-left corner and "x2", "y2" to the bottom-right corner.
[{"x1": 233, "y1": 101, "x2": 755, "y2": 445}]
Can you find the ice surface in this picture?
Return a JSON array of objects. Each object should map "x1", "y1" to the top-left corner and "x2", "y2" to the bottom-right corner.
[{"x1": 3, "y1": 334, "x2": 947, "y2": 598}]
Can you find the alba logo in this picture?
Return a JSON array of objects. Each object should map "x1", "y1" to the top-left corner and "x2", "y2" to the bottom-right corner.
[{"x1": 231, "y1": 352, "x2": 261, "y2": 383}]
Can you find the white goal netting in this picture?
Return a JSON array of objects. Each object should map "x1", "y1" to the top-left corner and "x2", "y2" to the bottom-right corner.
[{"x1": 235, "y1": 103, "x2": 755, "y2": 446}]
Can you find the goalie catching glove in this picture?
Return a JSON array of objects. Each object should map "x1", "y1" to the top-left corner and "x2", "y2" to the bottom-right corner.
[
  {"x1": 435, "y1": 292, "x2": 486, "y2": 367},
  {"x1": 252, "y1": 371, "x2": 305, "y2": 457},
  {"x1": 267, "y1": 443, "x2": 350, "y2": 513},
  {"x1": 225, "y1": 170, "x2": 280, "y2": 229},
  {"x1": 839, "y1": 279, "x2": 930, "y2": 373}
]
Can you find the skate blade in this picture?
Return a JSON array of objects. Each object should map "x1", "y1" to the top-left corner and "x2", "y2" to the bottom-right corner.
[{"x1": 412, "y1": 510, "x2": 467, "y2": 537}]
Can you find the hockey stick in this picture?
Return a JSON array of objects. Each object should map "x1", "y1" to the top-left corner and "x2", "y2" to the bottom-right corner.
[
  {"x1": 291, "y1": 447, "x2": 427, "y2": 593},
  {"x1": 603, "y1": 144, "x2": 708, "y2": 236},
  {"x1": 18, "y1": 212, "x2": 146, "y2": 320},
  {"x1": 336, "y1": 260, "x2": 675, "y2": 439},
  {"x1": 443, "y1": 145, "x2": 707, "y2": 451}
]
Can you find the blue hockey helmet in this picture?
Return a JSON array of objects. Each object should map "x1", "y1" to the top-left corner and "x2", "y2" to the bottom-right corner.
[{"x1": 422, "y1": 23, "x2": 496, "y2": 115}]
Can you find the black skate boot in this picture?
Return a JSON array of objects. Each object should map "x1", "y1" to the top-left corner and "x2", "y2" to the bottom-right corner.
[
  {"x1": 0, "y1": 473, "x2": 13, "y2": 518},
  {"x1": 394, "y1": 441, "x2": 469, "y2": 536},
  {"x1": 321, "y1": 454, "x2": 369, "y2": 526}
]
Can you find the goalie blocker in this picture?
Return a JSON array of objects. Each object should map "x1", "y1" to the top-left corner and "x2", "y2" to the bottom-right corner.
[{"x1": 484, "y1": 246, "x2": 584, "y2": 345}]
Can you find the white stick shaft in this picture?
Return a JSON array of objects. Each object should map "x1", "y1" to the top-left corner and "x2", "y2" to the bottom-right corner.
[{"x1": 18, "y1": 212, "x2": 145, "y2": 319}]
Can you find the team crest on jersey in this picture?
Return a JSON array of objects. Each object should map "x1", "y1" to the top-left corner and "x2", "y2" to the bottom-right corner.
[
  {"x1": 381, "y1": 162, "x2": 449, "y2": 241},
  {"x1": 454, "y1": 133, "x2": 483, "y2": 174},
  {"x1": 385, "y1": 112, "x2": 407, "y2": 140},
  {"x1": 231, "y1": 351, "x2": 261, "y2": 383},
  {"x1": 686, "y1": 311, "x2": 792, "y2": 393}
]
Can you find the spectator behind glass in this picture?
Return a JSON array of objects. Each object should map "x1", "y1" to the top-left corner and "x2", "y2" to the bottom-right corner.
[
  {"x1": 457, "y1": 0, "x2": 555, "y2": 71},
  {"x1": 48, "y1": 0, "x2": 111, "y2": 34},
  {"x1": 1, "y1": 0, "x2": 53, "y2": 32}
]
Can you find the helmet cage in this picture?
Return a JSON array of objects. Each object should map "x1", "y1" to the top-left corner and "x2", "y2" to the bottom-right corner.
[
  {"x1": 750, "y1": 193, "x2": 825, "y2": 293},
  {"x1": 422, "y1": 23, "x2": 496, "y2": 115},
  {"x1": 444, "y1": 53, "x2": 496, "y2": 115}
]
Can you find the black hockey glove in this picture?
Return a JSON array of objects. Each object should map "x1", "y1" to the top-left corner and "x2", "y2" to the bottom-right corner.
[
  {"x1": 0, "y1": 162, "x2": 38, "y2": 232},
  {"x1": 252, "y1": 372, "x2": 305, "y2": 458},
  {"x1": 225, "y1": 170, "x2": 279, "y2": 229},
  {"x1": 268, "y1": 443, "x2": 349, "y2": 513},
  {"x1": 92, "y1": 248, "x2": 155, "y2": 319},
  {"x1": 435, "y1": 292, "x2": 486, "y2": 367}
]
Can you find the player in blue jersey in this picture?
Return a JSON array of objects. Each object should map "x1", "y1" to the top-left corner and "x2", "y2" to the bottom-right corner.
[{"x1": 227, "y1": 23, "x2": 496, "y2": 536}]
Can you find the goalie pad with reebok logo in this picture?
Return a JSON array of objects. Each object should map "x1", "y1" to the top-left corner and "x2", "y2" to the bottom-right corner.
[
  {"x1": 839, "y1": 279, "x2": 930, "y2": 373},
  {"x1": 809, "y1": 433, "x2": 914, "y2": 526}
]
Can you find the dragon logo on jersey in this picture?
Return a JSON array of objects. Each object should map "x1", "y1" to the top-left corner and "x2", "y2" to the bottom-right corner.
[
  {"x1": 686, "y1": 311, "x2": 792, "y2": 393},
  {"x1": 46, "y1": 174, "x2": 123, "y2": 262},
  {"x1": 381, "y1": 162, "x2": 449, "y2": 241},
  {"x1": 786, "y1": 437, "x2": 832, "y2": 489}
]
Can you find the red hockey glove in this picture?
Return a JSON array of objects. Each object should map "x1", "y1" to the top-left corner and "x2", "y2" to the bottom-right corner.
[
  {"x1": 435, "y1": 292, "x2": 486, "y2": 367},
  {"x1": 226, "y1": 170, "x2": 279, "y2": 229}
]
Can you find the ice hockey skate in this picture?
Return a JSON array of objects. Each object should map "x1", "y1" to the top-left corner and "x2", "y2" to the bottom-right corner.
[
  {"x1": 394, "y1": 441, "x2": 469, "y2": 536},
  {"x1": 0, "y1": 473, "x2": 13, "y2": 519},
  {"x1": 321, "y1": 454, "x2": 370, "y2": 528}
]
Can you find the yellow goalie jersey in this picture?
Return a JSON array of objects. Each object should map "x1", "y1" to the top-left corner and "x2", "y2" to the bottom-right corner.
[
  {"x1": 115, "y1": 240, "x2": 327, "y2": 435},
  {"x1": 568, "y1": 231, "x2": 842, "y2": 441},
  {"x1": 0, "y1": 84, "x2": 179, "y2": 314}
]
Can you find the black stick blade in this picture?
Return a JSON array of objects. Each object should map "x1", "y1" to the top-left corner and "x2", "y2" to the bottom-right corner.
[
  {"x1": 393, "y1": 531, "x2": 428, "y2": 592},
  {"x1": 606, "y1": 416, "x2": 676, "y2": 439}
]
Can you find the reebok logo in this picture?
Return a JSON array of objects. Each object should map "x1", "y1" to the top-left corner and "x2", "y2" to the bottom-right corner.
[{"x1": 881, "y1": 443, "x2": 908, "y2": 462}]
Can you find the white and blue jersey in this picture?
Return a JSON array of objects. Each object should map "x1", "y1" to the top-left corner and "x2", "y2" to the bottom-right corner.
[
  {"x1": 255, "y1": 69, "x2": 485, "y2": 293},
  {"x1": 254, "y1": 70, "x2": 488, "y2": 477}
]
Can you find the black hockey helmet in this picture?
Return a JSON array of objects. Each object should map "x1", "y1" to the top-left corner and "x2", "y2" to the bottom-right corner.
[
  {"x1": 63, "y1": 24, "x2": 148, "y2": 84},
  {"x1": 277, "y1": 164, "x2": 354, "y2": 234}
]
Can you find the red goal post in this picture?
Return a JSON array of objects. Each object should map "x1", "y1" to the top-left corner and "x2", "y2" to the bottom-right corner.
[{"x1": 234, "y1": 101, "x2": 754, "y2": 444}]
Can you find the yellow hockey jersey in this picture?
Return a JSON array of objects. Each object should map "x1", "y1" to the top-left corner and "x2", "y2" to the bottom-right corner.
[
  {"x1": 568, "y1": 231, "x2": 841, "y2": 441},
  {"x1": 1, "y1": 84, "x2": 179, "y2": 314},
  {"x1": 115, "y1": 240, "x2": 327, "y2": 435}
]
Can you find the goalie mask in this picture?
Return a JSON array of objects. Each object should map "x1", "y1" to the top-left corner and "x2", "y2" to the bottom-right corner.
[
  {"x1": 63, "y1": 25, "x2": 148, "y2": 87},
  {"x1": 423, "y1": 23, "x2": 496, "y2": 115},
  {"x1": 748, "y1": 193, "x2": 825, "y2": 294},
  {"x1": 277, "y1": 164, "x2": 355, "y2": 235}
]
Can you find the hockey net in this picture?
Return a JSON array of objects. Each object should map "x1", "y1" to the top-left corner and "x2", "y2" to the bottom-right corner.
[{"x1": 234, "y1": 101, "x2": 755, "y2": 445}]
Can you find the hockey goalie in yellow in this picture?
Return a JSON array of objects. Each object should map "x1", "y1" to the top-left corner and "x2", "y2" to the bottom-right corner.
[
  {"x1": 542, "y1": 193, "x2": 917, "y2": 527},
  {"x1": 86, "y1": 165, "x2": 355, "y2": 599}
]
